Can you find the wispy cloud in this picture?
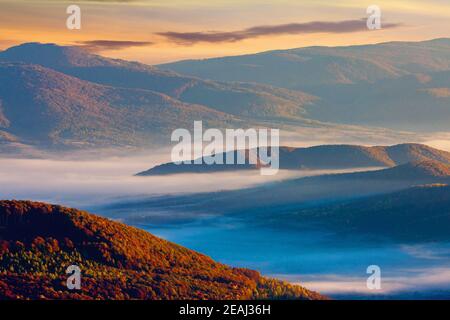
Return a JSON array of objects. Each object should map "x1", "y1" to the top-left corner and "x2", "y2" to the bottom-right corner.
[
  {"x1": 158, "y1": 19, "x2": 402, "y2": 44},
  {"x1": 76, "y1": 40, "x2": 153, "y2": 52}
]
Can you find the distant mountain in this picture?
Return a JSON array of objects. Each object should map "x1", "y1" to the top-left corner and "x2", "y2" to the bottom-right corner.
[
  {"x1": 0, "y1": 200, "x2": 323, "y2": 300},
  {"x1": 278, "y1": 184, "x2": 450, "y2": 241},
  {"x1": 160, "y1": 38, "x2": 450, "y2": 89},
  {"x1": 306, "y1": 70, "x2": 450, "y2": 131},
  {"x1": 0, "y1": 63, "x2": 235, "y2": 147},
  {"x1": 137, "y1": 143, "x2": 450, "y2": 175},
  {"x1": 0, "y1": 43, "x2": 317, "y2": 122},
  {"x1": 115, "y1": 158, "x2": 450, "y2": 226},
  {"x1": 2, "y1": 40, "x2": 449, "y2": 150},
  {"x1": 357, "y1": 160, "x2": 450, "y2": 180},
  {"x1": 160, "y1": 39, "x2": 450, "y2": 131}
]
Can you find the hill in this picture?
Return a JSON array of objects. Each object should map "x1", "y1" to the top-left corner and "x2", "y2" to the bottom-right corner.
[
  {"x1": 1, "y1": 40, "x2": 449, "y2": 149},
  {"x1": 277, "y1": 184, "x2": 450, "y2": 241},
  {"x1": 0, "y1": 62, "x2": 235, "y2": 148},
  {"x1": 160, "y1": 39, "x2": 450, "y2": 131},
  {"x1": 101, "y1": 160, "x2": 450, "y2": 246},
  {"x1": 357, "y1": 160, "x2": 450, "y2": 180},
  {"x1": 137, "y1": 143, "x2": 450, "y2": 175},
  {"x1": 0, "y1": 200, "x2": 323, "y2": 300},
  {"x1": 0, "y1": 43, "x2": 317, "y2": 122},
  {"x1": 115, "y1": 159, "x2": 450, "y2": 227},
  {"x1": 160, "y1": 38, "x2": 450, "y2": 90}
]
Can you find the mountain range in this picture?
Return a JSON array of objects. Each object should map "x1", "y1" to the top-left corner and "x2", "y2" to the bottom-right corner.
[
  {"x1": 161, "y1": 38, "x2": 450, "y2": 131},
  {"x1": 160, "y1": 38, "x2": 450, "y2": 89},
  {"x1": 136, "y1": 143, "x2": 450, "y2": 175},
  {"x1": 109, "y1": 157, "x2": 450, "y2": 232},
  {"x1": 0, "y1": 43, "x2": 322, "y2": 147},
  {"x1": 0, "y1": 44, "x2": 318, "y2": 149},
  {"x1": 0, "y1": 200, "x2": 323, "y2": 300},
  {"x1": 1, "y1": 39, "x2": 450, "y2": 150},
  {"x1": 103, "y1": 159, "x2": 450, "y2": 243},
  {"x1": 0, "y1": 62, "x2": 236, "y2": 147}
]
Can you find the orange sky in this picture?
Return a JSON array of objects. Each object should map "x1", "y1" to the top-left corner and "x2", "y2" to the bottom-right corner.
[{"x1": 0, "y1": 0, "x2": 449, "y2": 64}]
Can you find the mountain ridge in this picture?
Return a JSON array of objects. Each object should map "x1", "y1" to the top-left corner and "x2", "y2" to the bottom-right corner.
[
  {"x1": 159, "y1": 38, "x2": 450, "y2": 88},
  {"x1": 114, "y1": 156, "x2": 450, "y2": 227},
  {"x1": 277, "y1": 183, "x2": 450, "y2": 241},
  {"x1": 0, "y1": 200, "x2": 323, "y2": 300},
  {"x1": 159, "y1": 38, "x2": 450, "y2": 131},
  {"x1": 0, "y1": 62, "x2": 237, "y2": 147},
  {"x1": 2, "y1": 40, "x2": 450, "y2": 149},
  {"x1": 137, "y1": 143, "x2": 450, "y2": 175},
  {"x1": 0, "y1": 43, "x2": 317, "y2": 122}
]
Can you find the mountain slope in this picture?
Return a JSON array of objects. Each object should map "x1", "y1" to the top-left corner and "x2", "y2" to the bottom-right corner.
[
  {"x1": 115, "y1": 159, "x2": 450, "y2": 227},
  {"x1": 278, "y1": 184, "x2": 450, "y2": 241},
  {"x1": 0, "y1": 62, "x2": 235, "y2": 147},
  {"x1": 306, "y1": 70, "x2": 450, "y2": 131},
  {"x1": 160, "y1": 38, "x2": 450, "y2": 89},
  {"x1": 0, "y1": 200, "x2": 323, "y2": 300},
  {"x1": 357, "y1": 160, "x2": 450, "y2": 180},
  {"x1": 160, "y1": 39, "x2": 450, "y2": 131},
  {"x1": 137, "y1": 143, "x2": 450, "y2": 175},
  {"x1": 0, "y1": 43, "x2": 317, "y2": 121}
]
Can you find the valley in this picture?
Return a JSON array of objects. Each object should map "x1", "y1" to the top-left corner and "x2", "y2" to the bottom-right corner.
[
  {"x1": 1, "y1": 38, "x2": 450, "y2": 300},
  {"x1": 2, "y1": 142, "x2": 450, "y2": 299}
]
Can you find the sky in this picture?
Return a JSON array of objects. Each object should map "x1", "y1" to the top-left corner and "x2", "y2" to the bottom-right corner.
[{"x1": 0, "y1": 0, "x2": 449, "y2": 64}]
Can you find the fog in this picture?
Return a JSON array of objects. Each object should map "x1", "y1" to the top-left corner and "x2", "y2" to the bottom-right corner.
[
  {"x1": 292, "y1": 266, "x2": 450, "y2": 297},
  {"x1": 146, "y1": 219, "x2": 450, "y2": 299},
  {"x1": 2, "y1": 140, "x2": 450, "y2": 299},
  {"x1": 2, "y1": 136, "x2": 450, "y2": 209},
  {"x1": 0, "y1": 152, "x2": 375, "y2": 208}
]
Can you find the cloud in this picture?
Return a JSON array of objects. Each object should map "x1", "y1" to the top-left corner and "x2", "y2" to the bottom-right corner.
[
  {"x1": 401, "y1": 244, "x2": 450, "y2": 260},
  {"x1": 158, "y1": 19, "x2": 402, "y2": 44},
  {"x1": 76, "y1": 40, "x2": 153, "y2": 52}
]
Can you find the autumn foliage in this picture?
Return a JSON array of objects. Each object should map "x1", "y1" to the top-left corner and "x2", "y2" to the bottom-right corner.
[{"x1": 0, "y1": 200, "x2": 323, "y2": 300}]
